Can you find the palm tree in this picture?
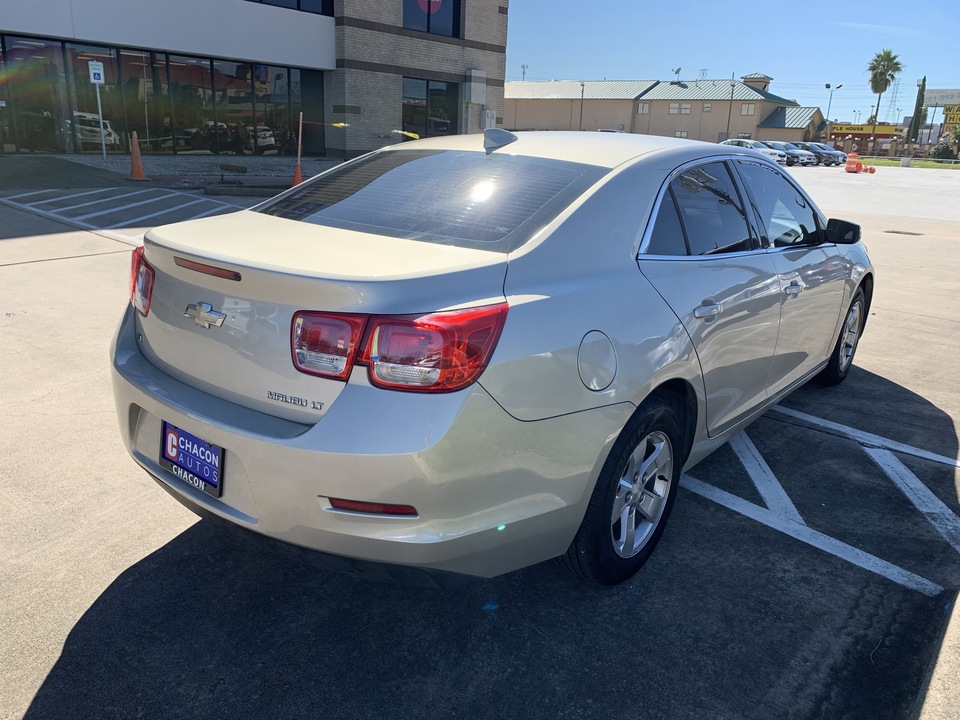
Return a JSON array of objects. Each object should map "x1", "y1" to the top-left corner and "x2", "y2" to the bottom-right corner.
[{"x1": 867, "y1": 49, "x2": 904, "y2": 144}]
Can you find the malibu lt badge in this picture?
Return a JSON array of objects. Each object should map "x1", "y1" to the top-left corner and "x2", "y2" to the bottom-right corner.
[{"x1": 185, "y1": 302, "x2": 226, "y2": 329}]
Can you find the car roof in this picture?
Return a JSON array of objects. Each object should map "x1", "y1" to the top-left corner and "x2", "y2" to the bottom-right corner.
[{"x1": 382, "y1": 131, "x2": 732, "y2": 169}]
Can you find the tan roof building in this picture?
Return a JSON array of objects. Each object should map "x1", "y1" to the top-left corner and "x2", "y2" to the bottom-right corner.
[{"x1": 505, "y1": 74, "x2": 825, "y2": 143}]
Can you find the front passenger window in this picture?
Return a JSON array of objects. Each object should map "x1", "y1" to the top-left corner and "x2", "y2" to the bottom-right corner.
[{"x1": 736, "y1": 161, "x2": 820, "y2": 247}]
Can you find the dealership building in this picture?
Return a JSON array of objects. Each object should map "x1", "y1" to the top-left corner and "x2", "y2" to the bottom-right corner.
[{"x1": 0, "y1": 0, "x2": 507, "y2": 158}]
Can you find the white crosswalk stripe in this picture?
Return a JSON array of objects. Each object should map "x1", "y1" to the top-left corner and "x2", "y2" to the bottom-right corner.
[{"x1": 0, "y1": 186, "x2": 248, "y2": 239}]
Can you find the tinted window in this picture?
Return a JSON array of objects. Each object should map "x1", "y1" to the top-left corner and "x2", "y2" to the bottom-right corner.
[
  {"x1": 646, "y1": 191, "x2": 687, "y2": 255},
  {"x1": 403, "y1": 0, "x2": 459, "y2": 36},
  {"x1": 736, "y1": 161, "x2": 820, "y2": 247},
  {"x1": 669, "y1": 162, "x2": 755, "y2": 255},
  {"x1": 258, "y1": 149, "x2": 607, "y2": 251}
]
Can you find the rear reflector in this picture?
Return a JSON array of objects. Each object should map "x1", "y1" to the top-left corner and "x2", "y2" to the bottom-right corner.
[{"x1": 328, "y1": 498, "x2": 418, "y2": 516}]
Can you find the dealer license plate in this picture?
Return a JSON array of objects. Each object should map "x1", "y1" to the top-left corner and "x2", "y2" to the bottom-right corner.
[{"x1": 159, "y1": 421, "x2": 224, "y2": 498}]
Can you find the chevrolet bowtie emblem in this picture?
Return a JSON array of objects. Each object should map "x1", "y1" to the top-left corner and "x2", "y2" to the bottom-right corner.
[{"x1": 184, "y1": 302, "x2": 226, "y2": 329}]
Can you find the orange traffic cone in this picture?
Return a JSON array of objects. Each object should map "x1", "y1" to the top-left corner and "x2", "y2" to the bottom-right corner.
[
  {"x1": 292, "y1": 162, "x2": 302, "y2": 187},
  {"x1": 845, "y1": 152, "x2": 859, "y2": 173},
  {"x1": 868, "y1": 166, "x2": 876, "y2": 174},
  {"x1": 128, "y1": 131, "x2": 148, "y2": 181}
]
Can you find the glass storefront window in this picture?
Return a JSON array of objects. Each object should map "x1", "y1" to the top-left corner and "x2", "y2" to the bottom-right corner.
[
  {"x1": 169, "y1": 55, "x2": 214, "y2": 153},
  {"x1": 0, "y1": 44, "x2": 12, "y2": 153},
  {"x1": 212, "y1": 60, "x2": 253, "y2": 155},
  {"x1": 119, "y1": 49, "x2": 172, "y2": 154},
  {"x1": 402, "y1": 78, "x2": 458, "y2": 140},
  {"x1": 252, "y1": 64, "x2": 286, "y2": 155},
  {"x1": 3, "y1": 36, "x2": 69, "y2": 152},
  {"x1": 1, "y1": 34, "x2": 323, "y2": 157},
  {"x1": 64, "y1": 43, "x2": 123, "y2": 153}
]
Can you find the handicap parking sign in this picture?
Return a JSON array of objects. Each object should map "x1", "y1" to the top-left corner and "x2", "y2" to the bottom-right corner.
[{"x1": 88, "y1": 61, "x2": 105, "y2": 85}]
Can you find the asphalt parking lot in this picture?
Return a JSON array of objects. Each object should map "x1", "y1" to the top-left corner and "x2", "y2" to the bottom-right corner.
[{"x1": 1, "y1": 156, "x2": 958, "y2": 720}]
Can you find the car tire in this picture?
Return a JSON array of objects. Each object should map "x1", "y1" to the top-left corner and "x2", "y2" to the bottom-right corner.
[
  {"x1": 815, "y1": 286, "x2": 866, "y2": 386},
  {"x1": 559, "y1": 396, "x2": 683, "y2": 585}
]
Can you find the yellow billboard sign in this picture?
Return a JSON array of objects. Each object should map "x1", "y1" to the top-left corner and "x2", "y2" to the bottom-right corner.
[{"x1": 830, "y1": 124, "x2": 907, "y2": 136}]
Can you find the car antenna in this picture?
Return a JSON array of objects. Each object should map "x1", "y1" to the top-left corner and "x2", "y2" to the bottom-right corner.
[{"x1": 483, "y1": 128, "x2": 518, "y2": 154}]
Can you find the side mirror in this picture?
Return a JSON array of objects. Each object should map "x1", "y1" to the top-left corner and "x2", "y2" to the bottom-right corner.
[{"x1": 826, "y1": 218, "x2": 861, "y2": 244}]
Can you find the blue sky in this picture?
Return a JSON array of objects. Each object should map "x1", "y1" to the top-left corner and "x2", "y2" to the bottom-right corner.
[{"x1": 505, "y1": 0, "x2": 958, "y2": 125}]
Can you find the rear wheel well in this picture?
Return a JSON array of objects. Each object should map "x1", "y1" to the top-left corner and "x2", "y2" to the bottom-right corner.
[
  {"x1": 643, "y1": 379, "x2": 697, "y2": 467},
  {"x1": 860, "y1": 273, "x2": 874, "y2": 326}
]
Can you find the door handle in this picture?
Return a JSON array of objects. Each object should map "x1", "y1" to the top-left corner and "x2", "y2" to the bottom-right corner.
[
  {"x1": 694, "y1": 303, "x2": 722, "y2": 319},
  {"x1": 783, "y1": 282, "x2": 803, "y2": 297}
]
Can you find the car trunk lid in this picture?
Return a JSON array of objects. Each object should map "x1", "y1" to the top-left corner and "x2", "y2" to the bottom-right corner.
[{"x1": 135, "y1": 211, "x2": 508, "y2": 423}]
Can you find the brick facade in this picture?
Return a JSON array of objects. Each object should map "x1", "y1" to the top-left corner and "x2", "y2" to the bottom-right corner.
[{"x1": 326, "y1": 0, "x2": 507, "y2": 158}]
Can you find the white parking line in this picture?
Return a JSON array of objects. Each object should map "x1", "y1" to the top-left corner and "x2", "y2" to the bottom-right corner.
[
  {"x1": 187, "y1": 204, "x2": 241, "y2": 220},
  {"x1": 730, "y1": 431, "x2": 805, "y2": 524},
  {"x1": 682, "y1": 474, "x2": 944, "y2": 597},
  {"x1": 2, "y1": 189, "x2": 57, "y2": 201},
  {"x1": 28, "y1": 187, "x2": 115, "y2": 206},
  {"x1": 73, "y1": 191, "x2": 178, "y2": 221},
  {"x1": 107, "y1": 198, "x2": 209, "y2": 229},
  {"x1": 56, "y1": 188, "x2": 153, "y2": 213},
  {"x1": 0, "y1": 196, "x2": 97, "y2": 230},
  {"x1": 864, "y1": 447, "x2": 960, "y2": 555},
  {"x1": 772, "y1": 406, "x2": 960, "y2": 469}
]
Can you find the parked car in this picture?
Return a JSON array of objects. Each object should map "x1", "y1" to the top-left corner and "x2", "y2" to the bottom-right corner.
[
  {"x1": 774, "y1": 140, "x2": 817, "y2": 165},
  {"x1": 792, "y1": 141, "x2": 836, "y2": 165},
  {"x1": 758, "y1": 140, "x2": 808, "y2": 166},
  {"x1": 243, "y1": 124, "x2": 276, "y2": 154},
  {"x1": 810, "y1": 142, "x2": 847, "y2": 165},
  {"x1": 719, "y1": 138, "x2": 787, "y2": 164},
  {"x1": 778, "y1": 141, "x2": 818, "y2": 166},
  {"x1": 113, "y1": 130, "x2": 873, "y2": 586},
  {"x1": 71, "y1": 111, "x2": 120, "y2": 149},
  {"x1": 202, "y1": 121, "x2": 233, "y2": 153}
]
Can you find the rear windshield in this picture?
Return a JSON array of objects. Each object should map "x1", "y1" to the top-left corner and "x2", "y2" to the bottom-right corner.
[{"x1": 257, "y1": 149, "x2": 607, "y2": 252}]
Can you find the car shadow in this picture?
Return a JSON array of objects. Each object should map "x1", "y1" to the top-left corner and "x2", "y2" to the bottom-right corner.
[{"x1": 24, "y1": 368, "x2": 959, "y2": 720}]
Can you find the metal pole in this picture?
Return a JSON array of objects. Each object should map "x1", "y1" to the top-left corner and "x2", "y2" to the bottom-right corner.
[
  {"x1": 297, "y1": 110, "x2": 303, "y2": 164},
  {"x1": 95, "y1": 82, "x2": 106, "y2": 160},
  {"x1": 725, "y1": 73, "x2": 735, "y2": 141},
  {"x1": 579, "y1": 82, "x2": 585, "y2": 131}
]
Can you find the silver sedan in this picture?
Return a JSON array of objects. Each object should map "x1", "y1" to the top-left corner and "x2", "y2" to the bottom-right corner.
[{"x1": 112, "y1": 130, "x2": 873, "y2": 585}]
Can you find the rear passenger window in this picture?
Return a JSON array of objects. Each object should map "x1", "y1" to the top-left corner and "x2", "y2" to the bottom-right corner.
[
  {"x1": 669, "y1": 162, "x2": 755, "y2": 255},
  {"x1": 646, "y1": 191, "x2": 687, "y2": 255}
]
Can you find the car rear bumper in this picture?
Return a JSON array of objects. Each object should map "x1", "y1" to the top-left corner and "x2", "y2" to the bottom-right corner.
[{"x1": 111, "y1": 305, "x2": 627, "y2": 579}]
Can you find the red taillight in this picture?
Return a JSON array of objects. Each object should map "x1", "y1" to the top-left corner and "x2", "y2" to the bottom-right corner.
[
  {"x1": 129, "y1": 246, "x2": 155, "y2": 317},
  {"x1": 289, "y1": 303, "x2": 508, "y2": 392},
  {"x1": 328, "y1": 498, "x2": 418, "y2": 516},
  {"x1": 361, "y1": 304, "x2": 509, "y2": 392},
  {"x1": 292, "y1": 312, "x2": 367, "y2": 380}
]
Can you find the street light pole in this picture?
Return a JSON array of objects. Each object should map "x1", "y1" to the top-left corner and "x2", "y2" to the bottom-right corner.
[
  {"x1": 579, "y1": 81, "x2": 585, "y2": 131},
  {"x1": 725, "y1": 73, "x2": 735, "y2": 141},
  {"x1": 825, "y1": 83, "x2": 842, "y2": 135}
]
